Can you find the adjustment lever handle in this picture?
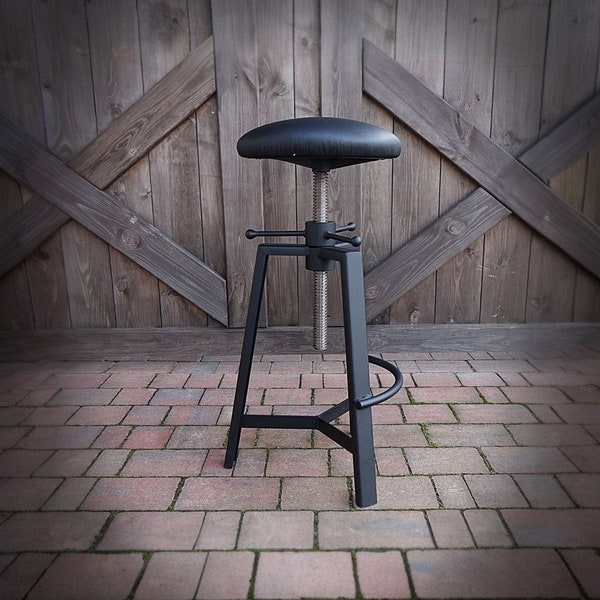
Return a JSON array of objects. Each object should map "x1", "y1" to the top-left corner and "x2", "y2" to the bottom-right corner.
[
  {"x1": 324, "y1": 231, "x2": 362, "y2": 247},
  {"x1": 245, "y1": 228, "x2": 305, "y2": 240},
  {"x1": 335, "y1": 222, "x2": 356, "y2": 233}
]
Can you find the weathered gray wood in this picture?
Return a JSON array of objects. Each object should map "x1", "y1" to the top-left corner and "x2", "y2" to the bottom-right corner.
[
  {"x1": 365, "y1": 189, "x2": 510, "y2": 320},
  {"x1": 212, "y1": 0, "x2": 263, "y2": 328},
  {"x1": 480, "y1": 0, "x2": 547, "y2": 323},
  {"x1": 361, "y1": 0, "x2": 396, "y2": 324},
  {"x1": 256, "y1": 0, "x2": 298, "y2": 326},
  {"x1": 0, "y1": 115, "x2": 229, "y2": 325},
  {"x1": 293, "y1": 0, "x2": 321, "y2": 327},
  {"x1": 525, "y1": 0, "x2": 600, "y2": 322},
  {"x1": 435, "y1": 0, "x2": 497, "y2": 324},
  {"x1": 389, "y1": 0, "x2": 446, "y2": 325},
  {"x1": 321, "y1": 0, "x2": 364, "y2": 326},
  {"x1": 363, "y1": 39, "x2": 600, "y2": 280},
  {"x1": 33, "y1": 0, "x2": 116, "y2": 328},
  {"x1": 1, "y1": 323, "x2": 596, "y2": 361},
  {"x1": 0, "y1": 35, "x2": 216, "y2": 277},
  {"x1": 363, "y1": 45, "x2": 600, "y2": 319},
  {"x1": 87, "y1": 0, "x2": 161, "y2": 328}
]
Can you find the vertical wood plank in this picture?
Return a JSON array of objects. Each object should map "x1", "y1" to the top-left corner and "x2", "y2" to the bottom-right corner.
[
  {"x1": 527, "y1": 0, "x2": 600, "y2": 322},
  {"x1": 362, "y1": 0, "x2": 396, "y2": 324},
  {"x1": 480, "y1": 0, "x2": 548, "y2": 323},
  {"x1": 256, "y1": 0, "x2": 297, "y2": 326},
  {"x1": 321, "y1": 0, "x2": 364, "y2": 326},
  {"x1": 0, "y1": 0, "x2": 69, "y2": 328},
  {"x1": 139, "y1": 0, "x2": 207, "y2": 326},
  {"x1": 87, "y1": 0, "x2": 161, "y2": 327},
  {"x1": 389, "y1": 0, "x2": 446, "y2": 324},
  {"x1": 293, "y1": 0, "x2": 320, "y2": 326},
  {"x1": 212, "y1": 0, "x2": 263, "y2": 327},
  {"x1": 33, "y1": 0, "x2": 116, "y2": 327},
  {"x1": 436, "y1": 0, "x2": 497, "y2": 324},
  {"x1": 0, "y1": 0, "x2": 37, "y2": 328}
]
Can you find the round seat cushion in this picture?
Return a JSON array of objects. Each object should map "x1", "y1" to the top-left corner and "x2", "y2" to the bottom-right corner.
[{"x1": 237, "y1": 117, "x2": 401, "y2": 171}]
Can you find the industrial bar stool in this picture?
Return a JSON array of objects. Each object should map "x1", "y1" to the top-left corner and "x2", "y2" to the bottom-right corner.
[{"x1": 224, "y1": 117, "x2": 403, "y2": 507}]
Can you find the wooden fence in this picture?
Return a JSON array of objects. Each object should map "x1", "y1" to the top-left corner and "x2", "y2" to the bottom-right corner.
[{"x1": 1, "y1": 0, "x2": 599, "y2": 331}]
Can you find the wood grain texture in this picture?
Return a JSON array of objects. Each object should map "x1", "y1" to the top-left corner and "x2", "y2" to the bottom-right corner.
[
  {"x1": 0, "y1": 36, "x2": 216, "y2": 275},
  {"x1": 363, "y1": 39, "x2": 600, "y2": 280},
  {"x1": 480, "y1": 0, "x2": 547, "y2": 323},
  {"x1": 390, "y1": 0, "x2": 446, "y2": 324},
  {"x1": 0, "y1": 115, "x2": 228, "y2": 325},
  {"x1": 212, "y1": 0, "x2": 263, "y2": 327}
]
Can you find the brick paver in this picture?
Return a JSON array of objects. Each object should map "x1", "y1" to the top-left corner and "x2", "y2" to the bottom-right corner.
[{"x1": 1, "y1": 338, "x2": 599, "y2": 599}]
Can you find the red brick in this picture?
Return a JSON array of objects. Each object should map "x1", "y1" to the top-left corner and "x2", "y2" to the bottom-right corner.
[
  {"x1": 21, "y1": 406, "x2": 78, "y2": 426},
  {"x1": 402, "y1": 404, "x2": 457, "y2": 423},
  {"x1": 464, "y1": 474, "x2": 528, "y2": 507},
  {"x1": 91, "y1": 425, "x2": 130, "y2": 448},
  {"x1": 167, "y1": 425, "x2": 227, "y2": 449},
  {"x1": 432, "y1": 475, "x2": 476, "y2": 509},
  {"x1": 509, "y1": 423, "x2": 596, "y2": 446},
  {"x1": 164, "y1": 405, "x2": 221, "y2": 425},
  {"x1": 266, "y1": 448, "x2": 328, "y2": 477},
  {"x1": 233, "y1": 448, "x2": 267, "y2": 476},
  {"x1": 0, "y1": 448, "x2": 53, "y2": 477},
  {"x1": 560, "y1": 446, "x2": 600, "y2": 472},
  {"x1": 67, "y1": 405, "x2": 129, "y2": 425},
  {"x1": 561, "y1": 549, "x2": 600, "y2": 599},
  {"x1": 374, "y1": 475, "x2": 439, "y2": 509},
  {"x1": 27, "y1": 552, "x2": 143, "y2": 600},
  {"x1": 263, "y1": 387, "x2": 311, "y2": 405},
  {"x1": 374, "y1": 424, "x2": 428, "y2": 447},
  {"x1": 0, "y1": 511, "x2": 109, "y2": 551},
  {"x1": 134, "y1": 552, "x2": 206, "y2": 600},
  {"x1": 375, "y1": 447, "x2": 410, "y2": 476},
  {"x1": 123, "y1": 425, "x2": 174, "y2": 449},
  {"x1": 453, "y1": 403, "x2": 536, "y2": 423},
  {"x1": 319, "y1": 511, "x2": 433, "y2": 549},
  {"x1": 42, "y1": 477, "x2": 95, "y2": 510},
  {"x1": 185, "y1": 374, "x2": 224, "y2": 388},
  {"x1": 456, "y1": 372, "x2": 504, "y2": 386},
  {"x1": 86, "y1": 449, "x2": 131, "y2": 476},
  {"x1": 111, "y1": 388, "x2": 155, "y2": 405},
  {"x1": 238, "y1": 510, "x2": 314, "y2": 549},
  {"x1": 502, "y1": 385, "x2": 571, "y2": 404},
  {"x1": 464, "y1": 510, "x2": 513, "y2": 547},
  {"x1": 412, "y1": 373, "x2": 461, "y2": 387},
  {"x1": 97, "y1": 511, "x2": 205, "y2": 550},
  {"x1": 16, "y1": 425, "x2": 103, "y2": 449},
  {"x1": 0, "y1": 478, "x2": 61, "y2": 510},
  {"x1": 410, "y1": 386, "x2": 481, "y2": 403},
  {"x1": 121, "y1": 449, "x2": 207, "y2": 477},
  {"x1": 513, "y1": 474, "x2": 575, "y2": 507},
  {"x1": 151, "y1": 373, "x2": 190, "y2": 388},
  {"x1": 556, "y1": 474, "x2": 600, "y2": 507},
  {"x1": 151, "y1": 388, "x2": 203, "y2": 405},
  {"x1": 0, "y1": 553, "x2": 56, "y2": 600},
  {"x1": 81, "y1": 477, "x2": 179, "y2": 510},
  {"x1": 427, "y1": 424, "x2": 515, "y2": 447},
  {"x1": 201, "y1": 448, "x2": 232, "y2": 476},
  {"x1": 0, "y1": 426, "x2": 29, "y2": 449},
  {"x1": 101, "y1": 373, "x2": 154, "y2": 388},
  {"x1": 281, "y1": 476, "x2": 350, "y2": 510},
  {"x1": 39, "y1": 373, "x2": 108, "y2": 389},
  {"x1": 196, "y1": 511, "x2": 241, "y2": 550},
  {"x1": 482, "y1": 447, "x2": 578, "y2": 473},
  {"x1": 123, "y1": 405, "x2": 169, "y2": 425},
  {"x1": 503, "y1": 508, "x2": 600, "y2": 547},
  {"x1": 175, "y1": 477, "x2": 280, "y2": 510},
  {"x1": 254, "y1": 551, "x2": 355, "y2": 599},
  {"x1": 408, "y1": 549, "x2": 579, "y2": 598},
  {"x1": 33, "y1": 448, "x2": 99, "y2": 477},
  {"x1": 47, "y1": 389, "x2": 117, "y2": 405},
  {"x1": 406, "y1": 447, "x2": 488, "y2": 474},
  {"x1": 469, "y1": 359, "x2": 534, "y2": 372},
  {"x1": 553, "y1": 403, "x2": 600, "y2": 424},
  {"x1": 356, "y1": 550, "x2": 411, "y2": 599},
  {"x1": 427, "y1": 509, "x2": 473, "y2": 548},
  {"x1": 196, "y1": 551, "x2": 255, "y2": 600}
]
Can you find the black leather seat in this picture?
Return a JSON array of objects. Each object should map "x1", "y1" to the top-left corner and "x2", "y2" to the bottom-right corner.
[{"x1": 237, "y1": 117, "x2": 402, "y2": 172}]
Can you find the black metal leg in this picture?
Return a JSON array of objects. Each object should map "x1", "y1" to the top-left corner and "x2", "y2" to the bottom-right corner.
[
  {"x1": 338, "y1": 247, "x2": 377, "y2": 507},
  {"x1": 224, "y1": 246, "x2": 270, "y2": 468}
]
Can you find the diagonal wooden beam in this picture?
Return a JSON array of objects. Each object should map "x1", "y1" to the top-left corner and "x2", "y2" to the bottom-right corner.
[
  {"x1": 363, "y1": 40, "x2": 600, "y2": 279},
  {"x1": 362, "y1": 40, "x2": 600, "y2": 319},
  {"x1": 364, "y1": 91, "x2": 600, "y2": 320},
  {"x1": 0, "y1": 35, "x2": 215, "y2": 277},
  {"x1": 0, "y1": 114, "x2": 228, "y2": 326}
]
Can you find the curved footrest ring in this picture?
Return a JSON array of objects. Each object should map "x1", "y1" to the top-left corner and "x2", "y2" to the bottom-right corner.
[{"x1": 353, "y1": 355, "x2": 404, "y2": 409}]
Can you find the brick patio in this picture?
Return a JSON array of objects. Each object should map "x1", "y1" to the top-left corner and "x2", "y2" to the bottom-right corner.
[{"x1": 1, "y1": 330, "x2": 599, "y2": 599}]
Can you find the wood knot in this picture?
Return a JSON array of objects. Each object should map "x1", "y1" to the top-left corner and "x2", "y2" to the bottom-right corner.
[
  {"x1": 446, "y1": 219, "x2": 465, "y2": 235},
  {"x1": 365, "y1": 286, "x2": 379, "y2": 300},
  {"x1": 119, "y1": 228, "x2": 141, "y2": 248},
  {"x1": 115, "y1": 278, "x2": 128, "y2": 293}
]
